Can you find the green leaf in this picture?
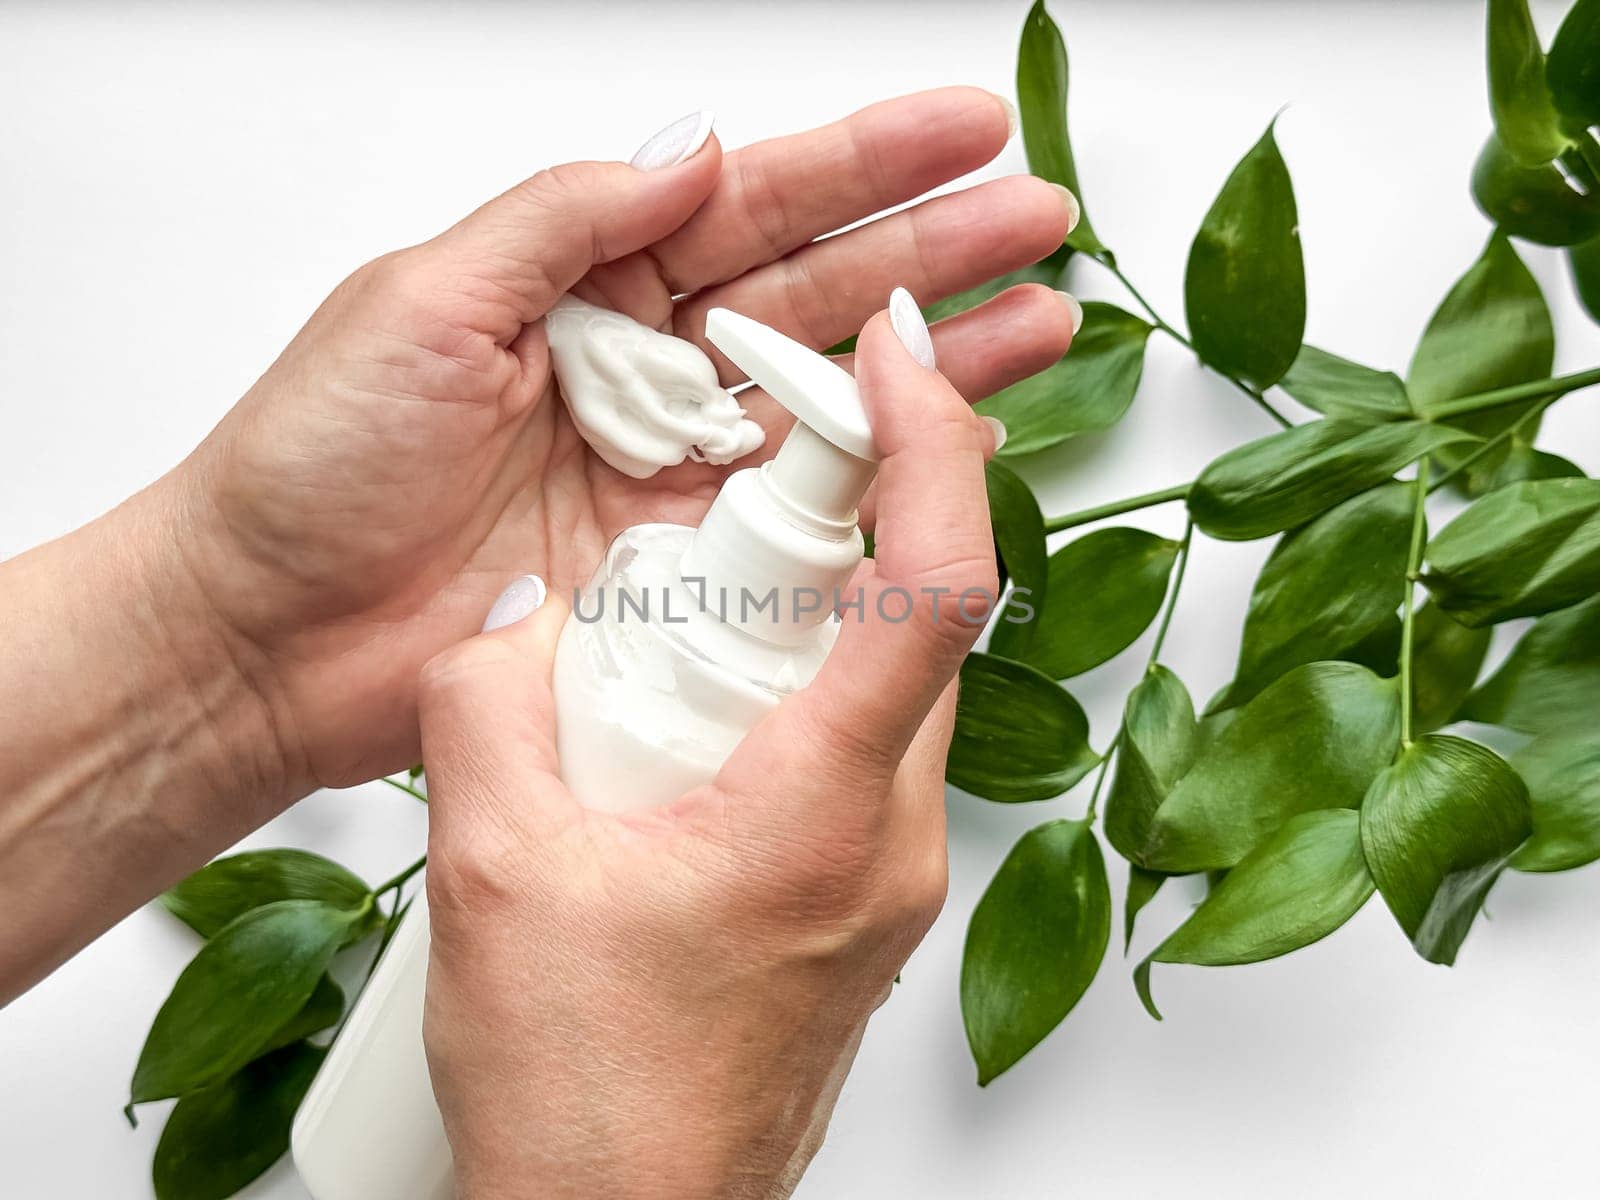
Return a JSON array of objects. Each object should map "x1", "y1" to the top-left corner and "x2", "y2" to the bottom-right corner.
[
  {"x1": 978, "y1": 302, "x2": 1153, "y2": 456},
  {"x1": 1134, "y1": 809, "x2": 1373, "y2": 1019},
  {"x1": 1511, "y1": 733, "x2": 1600, "y2": 872},
  {"x1": 1460, "y1": 594, "x2": 1600, "y2": 734},
  {"x1": 1469, "y1": 442, "x2": 1586, "y2": 494},
  {"x1": 1337, "y1": 614, "x2": 1404, "y2": 680},
  {"x1": 1423, "y1": 478, "x2": 1600, "y2": 625},
  {"x1": 1016, "y1": 1, "x2": 1105, "y2": 255},
  {"x1": 1123, "y1": 866, "x2": 1166, "y2": 954},
  {"x1": 1188, "y1": 419, "x2": 1473, "y2": 541},
  {"x1": 961, "y1": 819, "x2": 1110, "y2": 1084},
  {"x1": 1360, "y1": 735, "x2": 1531, "y2": 965},
  {"x1": 1486, "y1": 0, "x2": 1570, "y2": 165},
  {"x1": 989, "y1": 527, "x2": 1179, "y2": 678},
  {"x1": 130, "y1": 900, "x2": 361, "y2": 1106},
  {"x1": 162, "y1": 849, "x2": 372, "y2": 940},
  {"x1": 1409, "y1": 603, "x2": 1492, "y2": 734},
  {"x1": 1546, "y1": 0, "x2": 1600, "y2": 126},
  {"x1": 1142, "y1": 662, "x2": 1401, "y2": 873},
  {"x1": 1408, "y1": 233, "x2": 1554, "y2": 494},
  {"x1": 985, "y1": 460, "x2": 1048, "y2": 649},
  {"x1": 1183, "y1": 120, "x2": 1305, "y2": 389},
  {"x1": 1105, "y1": 666, "x2": 1198, "y2": 862},
  {"x1": 1225, "y1": 483, "x2": 1414, "y2": 707},
  {"x1": 947, "y1": 654, "x2": 1098, "y2": 802},
  {"x1": 152, "y1": 1041, "x2": 326, "y2": 1200},
  {"x1": 1277, "y1": 344, "x2": 1411, "y2": 422},
  {"x1": 256, "y1": 975, "x2": 344, "y2": 1059},
  {"x1": 1471, "y1": 132, "x2": 1600, "y2": 247},
  {"x1": 1571, "y1": 232, "x2": 1600, "y2": 323}
]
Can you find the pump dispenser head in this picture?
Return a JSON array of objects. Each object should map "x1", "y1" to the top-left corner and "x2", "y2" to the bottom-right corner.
[
  {"x1": 705, "y1": 307, "x2": 878, "y2": 520},
  {"x1": 678, "y1": 308, "x2": 880, "y2": 642}
]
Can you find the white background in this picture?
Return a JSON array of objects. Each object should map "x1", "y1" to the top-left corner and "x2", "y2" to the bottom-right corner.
[{"x1": 4, "y1": 1, "x2": 1599, "y2": 1196}]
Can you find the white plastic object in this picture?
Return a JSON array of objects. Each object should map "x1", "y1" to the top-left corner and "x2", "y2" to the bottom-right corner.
[
  {"x1": 554, "y1": 307, "x2": 879, "y2": 807},
  {"x1": 292, "y1": 308, "x2": 876, "y2": 1197},
  {"x1": 291, "y1": 889, "x2": 451, "y2": 1200}
]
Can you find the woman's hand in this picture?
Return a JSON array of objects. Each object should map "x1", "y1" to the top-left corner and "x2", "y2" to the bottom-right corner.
[
  {"x1": 174, "y1": 88, "x2": 1077, "y2": 792},
  {"x1": 416, "y1": 307, "x2": 996, "y2": 1199}
]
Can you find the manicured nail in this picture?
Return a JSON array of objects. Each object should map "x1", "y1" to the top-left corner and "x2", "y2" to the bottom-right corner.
[
  {"x1": 482, "y1": 575, "x2": 547, "y2": 632},
  {"x1": 888, "y1": 287, "x2": 936, "y2": 370},
  {"x1": 1051, "y1": 183, "x2": 1081, "y2": 234},
  {"x1": 981, "y1": 415, "x2": 1009, "y2": 453},
  {"x1": 630, "y1": 111, "x2": 715, "y2": 171},
  {"x1": 1057, "y1": 290, "x2": 1085, "y2": 335},
  {"x1": 995, "y1": 94, "x2": 1020, "y2": 140}
]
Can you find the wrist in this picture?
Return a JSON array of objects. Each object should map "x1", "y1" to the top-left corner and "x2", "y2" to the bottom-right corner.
[
  {"x1": 0, "y1": 470, "x2": 309, "y2": 994},
  {"x1": 115, "y1": 469, "x2": 312, "y2": 808}
]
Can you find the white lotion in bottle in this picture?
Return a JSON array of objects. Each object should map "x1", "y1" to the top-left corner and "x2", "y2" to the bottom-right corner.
[{"x1": 291, "y1": 308, "x2": 878, "y2": 1198}]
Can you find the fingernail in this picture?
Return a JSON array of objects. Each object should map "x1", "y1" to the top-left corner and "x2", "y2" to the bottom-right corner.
[
  {"x1": 888, "y1": 286, "x2": 936, "y2": 370},
  {"x1": 1057, "y1": 290, "x2": 1085, "y2": 335},
  {"x1": 995, "y1": 94, "x2": 1020, "y2": 140},
  {"x1": 1051, "y1": 183, "x2": 1081, "y2": 235},
  {"x1": 981, "y1": 415, "x2": 1009, "y2": 453},
  {"x1": 629, "y1": 111, "x2": 715, "y2": 171},
  {"x1": 482, "y1": 575, "x2": 547, "y2": 632}
]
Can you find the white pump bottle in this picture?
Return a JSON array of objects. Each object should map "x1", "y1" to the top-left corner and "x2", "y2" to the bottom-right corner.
[{"x1": 291, "y1": 309, "x2": 878, "y2": 1198}]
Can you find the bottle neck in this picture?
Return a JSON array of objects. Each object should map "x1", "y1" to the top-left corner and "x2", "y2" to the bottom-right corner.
[
  {"x1": 677, "y1": 465, "x2": 867, "y2": 647},
  {"x1": 764, "y1": 423, "x2": 876, "y2": 531}
]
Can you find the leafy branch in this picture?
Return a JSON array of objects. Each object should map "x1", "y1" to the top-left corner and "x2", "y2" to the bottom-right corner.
[{"x1": 954, "y1": 0, "x2": 1600, "y2": 1086}]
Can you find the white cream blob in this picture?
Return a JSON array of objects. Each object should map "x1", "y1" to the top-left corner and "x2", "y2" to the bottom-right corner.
[{"x1": 544, "y1": 295, "x2": 766, "y2": 479}]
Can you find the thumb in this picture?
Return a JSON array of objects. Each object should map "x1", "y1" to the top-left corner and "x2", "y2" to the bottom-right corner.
[
  {"x1": 418, "y1": 576, "x2": 577, "y2": 848},
  {"x1": 429, "y1": 116, "x2": 721, "y2": 327}
]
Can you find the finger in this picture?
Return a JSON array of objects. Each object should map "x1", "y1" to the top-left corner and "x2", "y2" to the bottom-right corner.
[
  {"x1": 422, "y1": 135, "x2": 723, "y2": 341},
  {"x1": 648, "y1": 88, "x2": 1015, "y2": 294},
  {"x1": 418, "y1": 579, "x2": 579, "y2": 850},
  {"x1": 720, "y1": 308, "x2": 995, "y2": 801},
  {"x1": 842, "y1": 282, "x2": 1078, "y2": 406},
  {"x1": 696, "y1": 282, "x2": 1076, "y2": 482},
  {"x1": 675, "y1": 175, "x2": 1075, "y2": 382}
]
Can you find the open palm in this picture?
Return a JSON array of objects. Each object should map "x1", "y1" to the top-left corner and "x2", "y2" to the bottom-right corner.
[{"x1": 181, "y1": 89, "x2": 1077, "y2": 787}]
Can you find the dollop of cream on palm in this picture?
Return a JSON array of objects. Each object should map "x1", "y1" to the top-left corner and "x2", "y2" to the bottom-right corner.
[{"x1": 545, "y1": 295, "x2": 766, "y2": 479}]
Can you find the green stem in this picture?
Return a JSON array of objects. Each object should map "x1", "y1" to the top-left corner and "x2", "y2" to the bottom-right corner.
[
  {"x1": 374, "y1": 854, "x2": 427, "y2": 897},
  {"x1": 1095, "y1": 255, "x2": 1292, "y2": 429},
  {"x1": 365, "y1": 891, "x2": 409, "y2": 980},
  {"x1": 1583, "y1": 135, "x2": 1600, "y2": 187},
  {"x1": 1427, "y1": 395, "x2": 1555, "y2": 493},
  {"x1": 1145, "y1": 519, "x2": 1194, "y2": 668},
  {"x1": 1421, "y1": 365, "x2": 1600, "y2": 421},
  {"x1": 382, "y1": 776, "x2": 429, "y2": 804},
  {"x1": 1084, "y1": 743, "x2": 1114, "y2": 825},
  {"x1": 1101, "y1": 258, "x2": 1184, "y2": 342},
  {"x1": 1084, "y1": 521, "x2": 1195, "y2": 826},
  {"x1": 1398, "y1": 458, "x2": 1431, "y2": 750},
  {"x1": 1044, "y1": 483, "x2": 1191, "y2": 534},
  {"x1": 1560, "y1": 138, "x2": 1600, "y2": 193}
]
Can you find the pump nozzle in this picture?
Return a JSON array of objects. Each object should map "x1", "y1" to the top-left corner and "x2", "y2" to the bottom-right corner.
[
  {"x1": 703, "y1": 308, "x2": 877, "y2": 525},
  {"x1": 681, "y1": 309, "x2": 880, "y2": 643}
]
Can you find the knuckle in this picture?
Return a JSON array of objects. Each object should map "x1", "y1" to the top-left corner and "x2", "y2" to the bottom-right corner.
[
  {"x1": 778, "y1": 252, "x2": 835, "y2": 349},
  {"x1": 517, "y1": 161, "x2": 607, "y2": 215},
  {"x1": 732, "y1": 153, "x2": 794, "y2": 262},
  {"x1": 908, "y1": 559, "x2": 999, "y2": 650},
  {"x1": 348, "y1": 248, "x2": 425, "y2": 304},
  {"x1": 908, "y1": 848, "x2": 950, "y2": 929},
  {"x1": 426, "y1": 824, "x2": 526, "y2": 917},
  {"x1": 418, "y1": 639, "x2": 514, "y2": 710}
]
